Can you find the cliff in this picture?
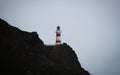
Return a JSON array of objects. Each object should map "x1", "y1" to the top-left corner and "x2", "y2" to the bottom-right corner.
[{"x1": 0, "y1": 19, "x2": 90, "y2": 75}]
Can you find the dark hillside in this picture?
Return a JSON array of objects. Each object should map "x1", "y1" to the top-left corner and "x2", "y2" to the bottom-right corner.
[{"x1": 0, "y1": 18, "x2": 90, "y2": 75}]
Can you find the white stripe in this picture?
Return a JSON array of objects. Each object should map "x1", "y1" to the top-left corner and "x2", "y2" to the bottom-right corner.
[
  {"x1": 56, "y1": 37, "x2": 61, "y2": 40},
  {"x1": 56, "y1": 30, "x2": 62, "y2": 33}
]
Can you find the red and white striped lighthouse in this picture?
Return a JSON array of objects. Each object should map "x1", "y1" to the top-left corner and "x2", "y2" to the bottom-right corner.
[{"x1": 56, "y1": 26, "x2": 61, "y2": 45}]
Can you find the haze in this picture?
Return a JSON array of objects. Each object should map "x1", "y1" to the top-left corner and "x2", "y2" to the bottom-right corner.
[{"x1": 0, "y1": 0, "x2": 120, "y2": 75}]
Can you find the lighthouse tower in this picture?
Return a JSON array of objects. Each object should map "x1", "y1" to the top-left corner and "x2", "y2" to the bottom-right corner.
[{"x1": 56, "y1": 26, "x2": 61, "y2": 45}]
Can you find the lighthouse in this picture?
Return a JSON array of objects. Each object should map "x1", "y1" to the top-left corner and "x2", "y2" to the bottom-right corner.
[{"x1": 56, "y1": 26, "x2": 61, "y2": 45}]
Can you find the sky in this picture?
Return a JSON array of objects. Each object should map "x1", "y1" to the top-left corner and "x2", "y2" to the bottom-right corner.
[{"x1": 0, "y1": 0, "x2": 120, "y2": 75}]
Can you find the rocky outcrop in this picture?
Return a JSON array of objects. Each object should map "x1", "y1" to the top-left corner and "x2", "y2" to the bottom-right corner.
[{"x1": 0, "y1": 18, "x2": 90, "y2": 75}]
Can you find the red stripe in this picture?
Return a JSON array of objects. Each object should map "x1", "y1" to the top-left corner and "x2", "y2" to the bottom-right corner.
[
  {"x1": 56, "y1": 33, "x2": 61, "y2": 36},
  {"x1": 56, "y1": 40, "x2": 61, "y2": 43}
]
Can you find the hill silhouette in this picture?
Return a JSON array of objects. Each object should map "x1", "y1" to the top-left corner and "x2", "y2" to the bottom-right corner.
[{"x1": 0, "y1": 18, "x2": 90, "y2": 75}]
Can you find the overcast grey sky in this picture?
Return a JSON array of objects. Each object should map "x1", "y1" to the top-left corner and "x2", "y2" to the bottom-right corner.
[{"x1": 0, "y1": 0, "x2": 120, "y2": 75}]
